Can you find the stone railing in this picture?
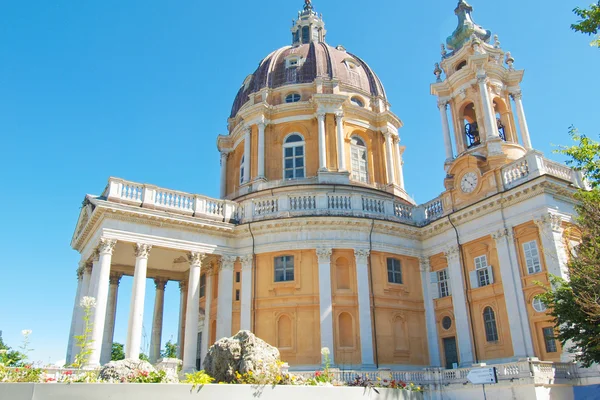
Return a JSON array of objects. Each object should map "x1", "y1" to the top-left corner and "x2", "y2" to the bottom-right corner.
[{"x1": 501, "y1": 151, "x2": 586, "y2": 190}]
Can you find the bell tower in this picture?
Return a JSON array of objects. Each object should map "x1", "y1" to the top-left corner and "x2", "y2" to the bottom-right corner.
[{"x1": 431, "y1": 0, "x2": 534, "y2": 201}]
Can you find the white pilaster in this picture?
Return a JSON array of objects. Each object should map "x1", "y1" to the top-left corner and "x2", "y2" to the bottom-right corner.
[
  {"x1": 316, "y1": 248, "x2": 335, "y2": 365},
  {"x1": 72, "y1": 261, "x2": 94, "y2": 361},
  {"x1": 383, "y1": 131, "x2": 396, "y2": 185},
  {"x1": 354, "y1": 249, "x2": 375, "y2": 368},
  {"x1": 477, "y1": 76, "x2": 498, "y2": 139},
  {"x1": 438, "y1": 101, "x2": 454, "y2": 161},
  {"x1": 335, "y1": 113, "x2": 346, "y2": 171},
  {"x1": 201, "y1": 270, "x2": 213, "y2": 363},
  {"x1": 492, "y1": 229, "x2": 535, "y2": 358},
  {"x1": 177, "y1": 280, "x2": 188, "y2": 359},
  {"x1": 444, "y1": 245, "x2": 474, "y2": 366},
  {"x1": 100, "y1": 272, "x2": 122, "y2": 365},
  {"x1": 511, "y1": 91, "x2": 532, "y2": 150},
  {"x1": 66, "y1": 266, "x2": 84, "y2": 365},
  {"x1": 182, "y1": 252, "x2": 205, "y2": 373},
  {"x1": 393, "y1": 137, "x2": 405, "y2": 190},
  {"x1": 87, "y1": 238, "x2": 116, "y2": 367},
  {"x1": 219, "y1": 152, "x2": 228, "y2": 198},
  {"x1": 240, "y1": 255, "x2": 253, "y2": 331},
  {"x1": 243, "y1": 126, "x2": 251, "y2": 183},
  {"x1": 149, "y1": 278, "x2": 168, "y2": 363},
  {"x1": 125, "y1": 243, "x2": 152, "y2": 360},
  {"x1": 419, "y1": 257, "x2": 442, "y2": 367},
  {"x1": 257, "y1": 121, "x2": 266, "y2": 179},
  {"x1": 216, "y1": 256, "x2": 236, "y2": 340},
  {"x1": 317, "y1": 112, "x2": 327, "y2": 171}
]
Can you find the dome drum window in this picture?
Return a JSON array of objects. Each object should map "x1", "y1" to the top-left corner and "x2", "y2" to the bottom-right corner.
[
  {"x1": 283, "y1": 133, "x2": 306, "y2": 180},
  {"x1": 285, "y1": 93, "x2": 302, "y2": 103},
  {"x1": 351, "y1": 97, "x2": 365, "y2": 107},
  {"x1": 350, "y1": 136, "x2": 368, "y2": 183}
]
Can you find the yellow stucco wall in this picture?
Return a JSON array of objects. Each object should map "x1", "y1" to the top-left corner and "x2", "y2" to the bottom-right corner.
[{"x1": 430, "y1": 253, "x2": 459, "y2": 367}]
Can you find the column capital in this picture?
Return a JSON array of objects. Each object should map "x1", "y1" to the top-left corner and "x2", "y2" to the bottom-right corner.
[
  {"x1": 534, "y1": 213, "x2": 564, "y2": 233},
  {"x1": 382, "y1": 130, "x2": 393, "y2": 140},
  {"x1": 316, "y1": 111, "x2": 326, "y2": 120},
  {"x1": 154, "y1": 278, "x2": 168, "y2": 291},
  {"x1": 84, "y1": 261, "x2": 94, "y2": 274},
  {"x1": 492, "y1": 228, "x2": 514, "y2": 242},
  {"x1": 188, "y1": 251, "x2": 206, "y2": 266},
  {"x1": 257, "y1": 120, "x2": 267, "y2": 130},
  {"x1": 240, "y1": 255, "x2": 253, "y2": 270},
  {"x1": 444, "y1": 245, "x2": 460, "y2": 262},
  {"x1": 316, "y1": 248, "x2": 333, "y2": 263},
  {"x1": 419, "y1": 257, "x2": 431, "y2": 272},
  {"x1": 98, "y1": 238, "x2": 117, "y2": 255},
  {"x1": 244, "y1": 125, "x2": 252, "y2": 135},
  {"x1": 179, "y1": 279, "x2": 188, "y2": 292},
  {"x1": 134, "y1": 243, "x2": 152, "y2": 259},
  {"x1": 92, "y1": 248, "x2": 100, "y2": 262},
  {"x1": 109, "y1": 272, "x2": 123, "y2": 285},
  {"x1": 76, "y1": 266, "x2": 84, "y2": 280},
  {"x1": 510, "y1": 90, "x2": 523, "y2": 101},
  {"x1": 354, "y1": 248, "x2": 370, "y2": 264},
  {"x1": 220, "y1": 255, "x2": 237, "y2": 271},
  {"x1": 437, "y1": 99, "x2": 449, "y2": 109},
  {"x1": 335, "y1": 111, "x2": 344, "y2": 121}
]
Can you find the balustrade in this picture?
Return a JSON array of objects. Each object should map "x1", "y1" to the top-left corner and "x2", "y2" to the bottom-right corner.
[
  {"x1": 502, "y1": 159, "x2": 530, "y2": 188},
  {"x1": 328, "y1": 194, "x2": 352, "y2": 210},
  {"x1": 289, "y1": 195, "x2": 316, "y2": 211},
  {"x1": 362, "y1": 197, "x2": 385, "y2": 214},
  {"x1": 154, "y1": 190, "x2": 194, "y2": 213},
  {"x1": 254, "y1": 198, "x2": 279, "y2": 216}
]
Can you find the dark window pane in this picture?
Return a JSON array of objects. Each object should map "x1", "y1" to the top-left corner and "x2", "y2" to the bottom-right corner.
[
  {"x1": 296, "y1": 169, "x2": 304, "y2": 178},
  {"x1": 285, "y1": 170, "x2": 294, "y2": 179},
  {"x1": 295, "y1": 146, "x2": 304, "y2": 156},
  {"x1": 285, "y1": 148, "x2": 293, "y2": 157},
  {"x1": 296, "y1": 157, "x2": 304, "y2": 167},
  {"x1": 285, "y1": 159, "x2": 294, "y2": 169}
]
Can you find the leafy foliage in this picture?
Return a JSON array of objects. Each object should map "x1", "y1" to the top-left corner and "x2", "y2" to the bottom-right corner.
[
  {"x1": 72, "y1": 297, "x2": 96, "y2": 368},
  {"x1": 572, "y1": 1, "x2": 600, "y2": 47},
  {"x1": 161, "y1": 340, "x2": 178, "y2": 359},
  {"x1": 0, "y1": 364, "x2": 42, "y2": 383},
  {"x1": 183, "y1": 370, "x2": 214, "y2": 389},
  {"x1": 111, "y1": 343, "x2": 125, "y2": 361},
  {"x1": 139, "y1": 353, "x2": 150, "y2": 362},
  {"x1": 0, "y1": 336, "x2": 27, "y2": 367}
]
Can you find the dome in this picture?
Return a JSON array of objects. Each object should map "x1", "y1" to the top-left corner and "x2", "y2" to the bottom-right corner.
[{"x1": 230, "y1": 4, "x2": 387, "y2": 118}]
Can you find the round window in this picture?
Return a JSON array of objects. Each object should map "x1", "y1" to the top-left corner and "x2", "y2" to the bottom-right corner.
[
  {"x1": 285, "y1": 93, "x2": 301, "y2": 103},
  {"x1": 532, "y1": 297, "x2": 547, "y2": 313},
  {"x1": 351, "y1": 97, "x2": 364, "y2": 107},
  {"x1": 442, "y1": 316, "x2": 452, "y2": 330}
]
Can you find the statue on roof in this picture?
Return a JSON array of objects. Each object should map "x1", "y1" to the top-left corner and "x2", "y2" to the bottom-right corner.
[{"x1": 304, "y1": 0, "x2": 313, "y2": 10}]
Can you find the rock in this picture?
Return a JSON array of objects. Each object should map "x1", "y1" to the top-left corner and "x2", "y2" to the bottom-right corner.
[
  {"x1": 203, "y1": 330, "x2": 281, "y2": 383},
  {"x1": 98, "y1": 358, "x2": 156, "y2": 383}
]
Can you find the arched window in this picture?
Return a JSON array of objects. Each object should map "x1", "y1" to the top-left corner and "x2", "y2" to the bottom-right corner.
[
  {"x1": 463, "y1": 103, "x2": 480, "y2": 148},
  {"x1": 239, "y1": 155, "x2": 245, "y2": 185},
  {"x1": 456, "y1": 60, "x2": 467, "y2": 71},
  {"x1": 483, "y1": 307, "x2": 499, "y2": 342},
  {"x1": 285, "y1": 93, "x2": 301, "y2": 103},
  {"x1": 350, "y1": 136, "x2": 368, "y2": 183},
  {"x1": 283, "y1": 134, "x2": 305, "y2": 180},
  {"x1": 351, "y1": 97, "x2": 364, "y2": 107}
]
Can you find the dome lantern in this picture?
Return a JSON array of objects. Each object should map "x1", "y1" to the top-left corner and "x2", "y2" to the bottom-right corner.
[
  {"x1": 291, "y1": 0, "x2": 326, "y2": 46},
  {"x1": 446, "y1": 0, "x2": 491, "y2": 52}
]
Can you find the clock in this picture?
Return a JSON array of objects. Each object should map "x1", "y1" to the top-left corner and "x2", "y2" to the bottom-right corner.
[{"x1": 460, "y1": 172, "x2": 478, "y2": 193}]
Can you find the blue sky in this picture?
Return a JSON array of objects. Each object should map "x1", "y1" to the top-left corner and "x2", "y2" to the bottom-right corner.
[{"x1": 0, "y1": 0, "x2": 597, "y2": 365}]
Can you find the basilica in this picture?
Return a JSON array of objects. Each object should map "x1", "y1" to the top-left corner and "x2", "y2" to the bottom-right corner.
[{"x1": 66, "y1": 0, "x2": 586, "y2": 374}]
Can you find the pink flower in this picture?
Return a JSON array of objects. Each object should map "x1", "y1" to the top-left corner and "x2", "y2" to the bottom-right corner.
[{"x1": 64, "y1": 370, "x2": 73, "y2": 376}]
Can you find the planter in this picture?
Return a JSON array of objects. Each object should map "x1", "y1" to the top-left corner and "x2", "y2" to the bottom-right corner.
[{"x1": 0, "y1": 383, "x2": 423, "y2": 400}]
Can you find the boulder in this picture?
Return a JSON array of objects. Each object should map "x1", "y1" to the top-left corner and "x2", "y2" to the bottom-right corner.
[
  {"x1": 98, "y1": 358, "x2": 156, "y2": 383},
  {"x1": 203, "y1": 330, "x2": 281, "y2": 383}
]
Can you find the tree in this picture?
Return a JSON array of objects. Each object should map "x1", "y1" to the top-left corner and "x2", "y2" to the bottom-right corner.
[
  {"x1": 572, "y1": 1, "x2": 600, "y2": 47},
  {"x1": 538, "y1": 128, "x2": 600, "y2": 367},
  {"x1": 139, "y1": 353, "x2": 150, "y2": 362},
  {"x1": 0, "y1": 335, "x2": 26, "y2": 367},
  {"x1": 161, "y1": 340, "x2": 178, "y2": 359},
  {"x1": 111, "y1": 343, "x2": 125, "y2": 361}
]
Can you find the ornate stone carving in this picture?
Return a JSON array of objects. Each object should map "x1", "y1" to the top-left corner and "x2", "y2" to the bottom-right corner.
[
  {"x1": 354, "y1": 249, "x2": 370, "y2": 264},
  {"x1": 134, "y1": 243, "x2": 152, "y2": 258},
  {"x1": 240, "y1": 255, "x2": 253, "y2": 270},
  {"x1": 179, "y1": 280, "x2": 188, "y2": 292},
  {"x1": 335, "y1": 112, "x2": 344, "y2": 122},
  {"x1": 98, "y1": 238, "x2": 117, "y2": 255},
  {"x1": 84, "y1": 261, "x2": 93, "y2": 274},
  {"x1": 419, "y1": 257, "x2": 431, "y2": 272},
  {"x1": 444, "y1": 245, "x2": 460, "y2": 262},
  {"x1": 535, "y1": 213, "x2": 563, "y2": 233},
  {"x1": 510, "y1": 90, "x2": 522, "y2": 101},
  {"x1": 316, "y1": 248, "x2": 333, "y2": 263},
  {"x1": 76, "y1": 266, "x2": 84, "y2": 280},
  {"x1": 92, "y1": 248, "x2": 100, "y2": 262},
  {"x1": 154, "y1": 278, "x2": 168, "y2": 291},
  {"x1": 437, "y1": 99, "x2": 448, "y2": 110},
  {"x1": 220, "y1": 255, "x2": 238, "y2": 270},
  {"x1": 109, "y1": 272, "x2": 123, "y2": 286},
  {"x1": 188, "y1": 251, "x2": 206, "y2": 266},
  {"x1": 492, "y1": 228, "x2": 514, "y2": 242}
]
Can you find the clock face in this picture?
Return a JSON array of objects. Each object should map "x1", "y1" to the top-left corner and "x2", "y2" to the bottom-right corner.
[{"x1": 460, "y1": 172, "x2": 478, "y2": 193}]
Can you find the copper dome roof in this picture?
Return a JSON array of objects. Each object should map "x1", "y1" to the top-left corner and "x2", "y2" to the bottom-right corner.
[{"x1": 230, "y1": 42, "x2": 388, "y2": 118}]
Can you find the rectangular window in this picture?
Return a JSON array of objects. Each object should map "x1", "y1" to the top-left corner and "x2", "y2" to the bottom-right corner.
[
  {"x1": 235, "y1": 289, "x2": 240, "y2": 302},
  {"x1": 475, "y1": 255, "x2": 491, "y2": 287},
  {"x1": 350, "y1": 146, "x2": 368, "y2": 183},
  {"x1": 523, "y1": 240, "x2": 542, "y2": 274},
  {"x1": 284, "y1": 146, "x2": 305, "y2": 179},
  {"x1": 387, "y1": 258, "x2": 402, "y2": 284},
  {"x1": 236, "y1": 271, "x2": 241, "y2": 283},
  {"x1": 543, "y1": 327, "x2": 558, "y2": 353},
  {"x1": 437, "y1": 269, "x2": 450, "y2": 298},
  {"x1": 199, "y1": 274, "x2": 206, "y2": 298},
  {"x1": 274, "y1": 255, "x2": 294, "y2": 282}
]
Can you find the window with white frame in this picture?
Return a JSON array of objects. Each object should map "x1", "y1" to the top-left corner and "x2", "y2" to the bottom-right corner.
[
  {"x1": 532, "y1": 297, "x2": 547, "y2": 313},
  {"x1": 483, "y1": 307, "x2": 499, "y2": 342},
  {"x1": 274, "y1": 255, "x2": 294, "y2": 282},
  {"x1": 470, "y1": 255, "x2": 493, "y2": 289},
  {"x1": 523, "y1": 240, "x2": 542, "y2": 274},
  {"x1": 239, "y1": 155, "x2": 245, "y2": 185},
  {"x1": 437, "y1": 268, "x2": 450, "y2": 298},
  {"x1": 283, "y1": 134, "x2": 305, "y2": 180},
  {"x1": 387, "y1": 258, "x2": 402, "y2": 284},
  {"x1": 350, "y1": 136, "x2": 368, "y2": 183}
]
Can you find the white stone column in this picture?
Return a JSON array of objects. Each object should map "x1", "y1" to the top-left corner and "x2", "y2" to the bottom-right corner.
[
  {"x1": 182, "y1": 252, "x2": 205, "y2": 373},
  {"x1": 149, "y1": 278, "x2": 168, "y2": 363},
  {"x1": 240, "y1": 255, "x2": 253, "y2": 331},
  {"x1": 201, "y1": 270, "x2": 214, "y2": 362},
  {"x1": 243, "y1": 126, "x2": 251, "y2": 183},
  {"x1": 477, "y1": 76, "x2": 498, "y2": 140},
  {"x1": 177, "y1": 280, "x2": 188, "y2": 359},
  {"x1": 393, "y1": 137, "x2": 405, "y2": 190},
  {"x1": 438, "y1": 101, "x2": 454, "y2": 161},
  {"x1": 100, "y1": 272, "x2": 122, "y2": 365},
  {"x1": 419, "y1": 257, "x2": 442, "y2": 367},
  {"x1": 219, "y1": 152, "x2": 228, "y2": 198},
  {"x1": 87, "y1": 238, "x2": 116, "y2": 367},
  {"x1": 257, "y1": 121, "x2": 266, "y2": 179},
  {"x1": 511, "y1": 91, "x2": 532, "y2": 150},
  {"x1": 317, "y1": 248, "x2": 335, "y2": 365},
  {"x1": 216, "y1": 256, "x2": 236, "y2": 340},
  {"x1": 66, "y1": 265, "x2": 84, "y2": 365},
  {"x1": 317, "y1": 112, "x2": 327, "y2": 171},
  {"x1": 492, "y1": 229, "x2": 535, "y2": 358},
  {"x1": 444, "y1": 245, "x2": 474, "y2": 366},
  {"x1": 87, "y1": 251, "x2": 101, "y2": 306},
  {"x1": 354, "y1": 249, "x2": 375, "y2": 368},
  {"x1": 383, "y1": 131, "x2": 396, "y2": 185},
  {"x1": 125, "y1": 243, "x2": 152, "y2": 360},
  {"x1": 335, "y1": 112, "x2": 346, "y2": 171},
  {"x1": 72, "y1": 261, "x2": 94, "y2": 361}
]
